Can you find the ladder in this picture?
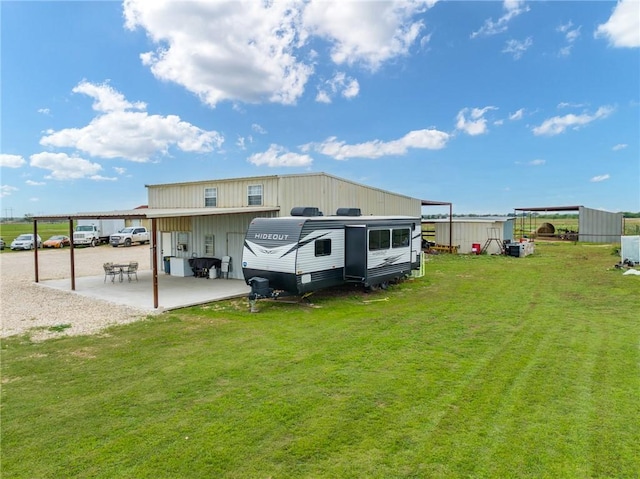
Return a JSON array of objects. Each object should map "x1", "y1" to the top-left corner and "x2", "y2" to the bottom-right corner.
[{"x1": 481, "y1": 228, "x2": 505, "y2": 254}]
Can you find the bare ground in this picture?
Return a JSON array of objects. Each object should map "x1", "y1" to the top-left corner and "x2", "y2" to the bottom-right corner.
[{"x1": 0, "y1": 245, "x2": 156, "y2": 341}]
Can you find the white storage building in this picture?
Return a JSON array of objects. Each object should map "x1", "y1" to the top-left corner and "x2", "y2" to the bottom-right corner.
[{"x1": 427, "y1": 217, "x2": 516, "y2": 255}]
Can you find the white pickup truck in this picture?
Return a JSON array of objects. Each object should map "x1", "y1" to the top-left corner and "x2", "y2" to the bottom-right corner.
[{"x1": 110, "y1": 227, "x2": 150, "y2": 247}]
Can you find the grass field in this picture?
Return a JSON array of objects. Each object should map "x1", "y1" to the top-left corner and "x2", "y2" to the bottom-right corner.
[
  {"x1": 0, "y1": 222, "x2": 72, "y2": 251},
  {"x1": 2, "y1": 242, "x2": 639, "y2": 478}
]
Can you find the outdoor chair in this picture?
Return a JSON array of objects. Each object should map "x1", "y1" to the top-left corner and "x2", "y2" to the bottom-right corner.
[
  {"x1": 103, "y1": 263, "x2": 118, "y2": 283},
  {"x1": 221, "y1": 256, "x2": 231, "y2": 279},
  {"x1": 125, "y1": 262, "x2": 139, "y2": 282}
]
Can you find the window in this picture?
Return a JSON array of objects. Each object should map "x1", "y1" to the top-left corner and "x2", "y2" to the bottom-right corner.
[
  {"x1": 369, "y1": 229, "x2": 390, "y2": 251},
  {"x1": 392, "y1": 228, "x2": 410, "y2": 248},
  {"x1": 248, "y1": 184, "x2": 263, "y2": 206},
  {"x1": 315, "y1": 239, "x2": 331, "y2": 257},
  {"x1": 204, "y1": 234, "x2": 215, "y2": 256},
  {"x1": 205, "y1": 187, "x2": 217, "y2": 207}
]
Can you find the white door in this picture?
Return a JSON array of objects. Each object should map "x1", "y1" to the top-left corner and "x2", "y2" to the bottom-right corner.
[
  {"x1": 161, "y1": 232, "x2": 173, "y2": 272},
  {"x1": 226, "y1": 232, "x2": 245, "y2": 279}
]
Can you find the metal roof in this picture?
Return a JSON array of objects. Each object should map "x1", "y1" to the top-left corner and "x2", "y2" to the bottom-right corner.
[
  {"x1": 33, "y1": 206, "x2": 280, "y2": 221},
  {"x1": 425, "y1": 217, "x2": 514, "y2": 223},
  {"x1": 514, "y1": 205, "x2": 583, "y2": 212}
]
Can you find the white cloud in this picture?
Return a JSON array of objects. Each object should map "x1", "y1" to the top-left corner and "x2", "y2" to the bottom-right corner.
[
  {"x1": 590, "y1": 174, "x2": 610, "y2": 182},
  {"x1": 26, "y1": 180, "x2": 46, "y2": 186},
  {"x1": 252, "y1": 124, "x2": 267, "y2": 135},
  {"x1": 532, "y1": 106, "x2": 614, "y2": 136},
  {"x1": 123, "y1": 0, "x2": 434, "y2": 107},
  {"x1": 316, "y1": 72, "x2": 360, "y2": 103},
  {"x1": 529, "y1": 159, "x2": 545, "y2": 166},
  {"x1": 73, "y1": 80, "x2": 146, "y2": 112},
  {"x1": 308, "y1": 128, "x2": 449, "y2": 161},
  {"x1": 509, "y1": 108, "x2": 524, "y2": 120},
  {"x1": 38, "y1": 108, "x2": 51, "y2": 115},
  {"x1": 0, "y1": 185, "x2": 19, "y2": 198},
  {"x1": 471, "y1": 0, "x2": 530, "y2": 38},
  {"x1": 502, "y1": 36, "x2": 533, "y2": 59},
  {"x1": 303, "y1": 1, "x2": 433, "y2": 71},
  {"x1": 456, "y1": 107, "x2": 497, "y2": 135},
  {"x1": 0, "y1": 154, "x2": 26, "y2": 168},
  {"x1": 114, "y1": 167, "x2": 126, "y2": 175},
  {"x1": 29, "y1": 152, "x2": 112, "y2": 180},
  {"x1": 557, "y1": 21, "x2": 581, "y2": 56},
  {"x1": 558, "y1": 102, "x2": 586, "y2": 109},
  {"x1": 612, "y1": 143, "x2": 628, "y2": 151},
  {"x1": 248, "y1": 145, "x2": 313, "y2": 167},
  {"x1": 40, "y1": 81, "x2": 223, "y2": 162},
  {"x1": 595, "y1": 0, "x2": 640, "y2": 48}
]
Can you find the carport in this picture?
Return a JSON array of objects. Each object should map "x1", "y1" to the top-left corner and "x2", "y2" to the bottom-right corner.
[{"x1": 32, "y1": 207, "x2": 277, "y2": 309}]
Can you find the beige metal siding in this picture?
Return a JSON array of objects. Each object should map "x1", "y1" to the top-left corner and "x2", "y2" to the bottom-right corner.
[
  {"x1": 157, "y1": 217, "x2": 191, "y2": 231},
  {"x1": 579, "y1": 206, "x2": 623, "y2": 243},
  {"x1": 435, "y1": 221, "x2": 504, "y2": 254},
  {"x1": 148, "y1": 177, "x2": 279, "y2": 208},
  {"x1": 278, "y1": 174, "x2": 420, "y2": 217}
]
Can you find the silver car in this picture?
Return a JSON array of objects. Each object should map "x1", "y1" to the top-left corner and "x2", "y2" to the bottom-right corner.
[{"x1": 10, "y1": 234, "x2": 42, "y2": 250}]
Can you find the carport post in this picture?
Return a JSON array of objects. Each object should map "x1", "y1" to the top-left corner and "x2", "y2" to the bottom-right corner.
[
  {"x1": 152, "y1": 218, "x2": 158, "y2": 308},
  {"x1": 33, "y1": 220, "x2": 39, "y2": 283},
  {"x1": 69, "y1": 218, "x2": 76, "y2": 291}
]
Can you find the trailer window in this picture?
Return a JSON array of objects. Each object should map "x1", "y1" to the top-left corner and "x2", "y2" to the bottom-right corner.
[
  {"x1": 315, "y1": 239, "x2": 331, "y2": 257},
  {"x1": 392, "y1": 228, "x2": 410, "y2": 248},
  {"x1": 204, "y1": 187, "x2": 217, "y2": 207},
  {"x1": 369, "y1": 229, "x2": 390, "y2": 250}
]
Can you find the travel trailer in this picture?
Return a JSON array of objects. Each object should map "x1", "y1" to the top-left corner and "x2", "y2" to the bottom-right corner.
[{"x1": 242, "y1": 208, "x2": 422, "y2": 298}]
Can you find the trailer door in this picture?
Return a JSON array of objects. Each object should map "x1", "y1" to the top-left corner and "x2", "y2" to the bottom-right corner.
[{"x1": 344, "y1": 225, "x2": 367, "y2": 280}]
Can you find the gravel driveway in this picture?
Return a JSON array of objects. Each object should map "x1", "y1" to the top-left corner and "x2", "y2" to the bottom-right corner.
[{"x1": 1, "y1": 245, "x2": 156, "y2": 341}]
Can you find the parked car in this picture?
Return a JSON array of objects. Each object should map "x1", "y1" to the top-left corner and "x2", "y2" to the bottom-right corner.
[
  {"x1": 43, "y1": 235, "x2": 71, "y2": 248},
  {"x1": 0, "y1": 237, "x2": 5, "y2": 250},
  {"x1": 10, "y1": 234, "x2": 43, "y2": 250},
  {"x1": 110, "y1": 227, "x2": 150, "y2": 247}
]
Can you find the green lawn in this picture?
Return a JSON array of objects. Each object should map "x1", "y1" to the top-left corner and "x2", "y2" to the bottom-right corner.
[
  {"x1": 0, "y1": 222, "x2": 71, "y2": 251},
  {"x1": 2, "y1": 242, "x2": 639, "y2": 478}
]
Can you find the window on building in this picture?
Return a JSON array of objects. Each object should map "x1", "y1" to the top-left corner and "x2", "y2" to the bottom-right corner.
[
  {"x1": 247, "y1": 185, "x2": 263, "y2": 206},
  {"x1": 392, "y1": 228, "x2": 410, "y2": 248},
  {"x1": 204, "y1": 187, "x2": 217, "y2": 207},
  {"x1": 369, "y1": 229, "x2": 390, "y2": 250},
  {"x1": 204, "y1": 234, "x2": 215, "y2": 256},
  {"x1": 315, "y1": 239, "x2": 332, "y2": 257}
]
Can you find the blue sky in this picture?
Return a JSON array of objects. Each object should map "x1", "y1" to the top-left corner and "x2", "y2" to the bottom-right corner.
[{"x1": 1, "y1": 0, "x2": 638, "y2": 218}]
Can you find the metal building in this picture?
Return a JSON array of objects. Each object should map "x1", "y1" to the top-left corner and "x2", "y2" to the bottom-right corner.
[
  {"x1": 428, "y1": 217, "x2": 515, "y2": 254},
  {"x1": 514, "y1": 206, "x2": 623, "y2": 243},
  {"x1": 146, "y1": 172, "x2": 422, "y2": 279}
]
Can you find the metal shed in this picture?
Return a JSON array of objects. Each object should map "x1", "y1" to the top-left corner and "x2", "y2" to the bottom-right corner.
[
  {"x1": 514, "y1": 206, "x2": 623, "y2": 243},
  {"x1": 428, "y1": 217, "x2": 515, "y2": 254}
]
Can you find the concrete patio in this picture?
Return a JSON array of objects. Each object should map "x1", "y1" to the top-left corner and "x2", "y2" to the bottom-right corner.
[{"x1": 38, "y1": 270, "x2": 251, "y2": 312}]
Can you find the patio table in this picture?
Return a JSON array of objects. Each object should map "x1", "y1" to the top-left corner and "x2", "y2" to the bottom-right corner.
[{"x1": 111, "y1": 264, "x2": 129, "y2": 282}]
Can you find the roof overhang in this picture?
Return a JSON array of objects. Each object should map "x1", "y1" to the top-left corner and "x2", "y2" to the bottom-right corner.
[
  {"x1": 145, "y1": 206, "x2": 280, "y2": 218},
  {"x1": 33, "y1": 206, "x2": 280, "y2": 221}
]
